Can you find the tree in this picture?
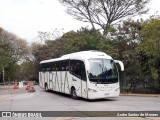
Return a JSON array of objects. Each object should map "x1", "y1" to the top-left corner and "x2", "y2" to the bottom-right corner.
[
  {"x1": 108, "y1": 20, "x2": 143, "y2": 92},
  {"x1": 0, "y1": 27, "x2": 29, "y2": 62},
  {"x1": 0, "y1": 40, "x2": 13, "y2": 69},
  {"x1": 63, "y1": 28, "x2": 114, "y2": 55},
  {"x1": 17, "y1": 60, "x2": 39, "y2": 81},
  {"x1": 36, "y1": 29, "x2": 64, "y2": 44},
  {"x1": 32, "y1": 38, "x2": 66, "y2": 62},
  {"x1": 0, "y1": 40, "x2": 14, "y2": 83},
  {"x1": 59, "y1": 0, "x2": 149, "y2": 35},
  {"x1": 137, "y1": 17, "x2": 160, "y2": 91},
  {"x1": 0, "y1": 27, "x2": 30, "y2": 82},
  {"x1": 12, "y1": 38, "x2": 29, "y2": 62},
  {"x1": 32, "y1": 28, "x2": 114, "y2": 62}
]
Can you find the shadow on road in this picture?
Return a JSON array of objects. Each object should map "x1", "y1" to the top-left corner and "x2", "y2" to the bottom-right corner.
[{"x1": 45, "y1": 90, "x2": 118, "y2": 102}]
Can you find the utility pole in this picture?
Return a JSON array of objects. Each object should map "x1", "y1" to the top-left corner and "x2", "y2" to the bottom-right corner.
[{"x1": 2, "y1": 67, "x2": 5, "y2": 85}]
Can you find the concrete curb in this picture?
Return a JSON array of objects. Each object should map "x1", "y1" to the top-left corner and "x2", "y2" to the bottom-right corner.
[{"x1": 120, "y1": 94, "x2": 160, "y2": 97}]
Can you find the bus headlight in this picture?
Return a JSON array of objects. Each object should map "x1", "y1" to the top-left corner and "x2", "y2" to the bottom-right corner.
[{"x1": 88, "y1": 88, "x2": 98, "y2": 92}]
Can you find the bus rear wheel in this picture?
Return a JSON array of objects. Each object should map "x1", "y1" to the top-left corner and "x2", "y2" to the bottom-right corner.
[
  {"x1": 71, "y1": 87, "x2": 78, "y2": 99},
  {"x1": 45, "y1": 83, "x2": 49, "y2": 92}
]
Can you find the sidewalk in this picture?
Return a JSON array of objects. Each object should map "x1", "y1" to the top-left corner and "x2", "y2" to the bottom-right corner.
[{"x1": 120, "y1": 93, "x2": 160, "y2": 97}]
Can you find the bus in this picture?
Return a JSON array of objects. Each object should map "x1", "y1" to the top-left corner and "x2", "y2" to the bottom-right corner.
[{"x1": 39, "y1": 50, "x2": 124, "y2": 99}]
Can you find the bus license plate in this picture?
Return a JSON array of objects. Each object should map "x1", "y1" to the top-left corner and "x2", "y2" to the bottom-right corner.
[{"x1": 105, "y1": 93, "x2": 109, "y2": 96}]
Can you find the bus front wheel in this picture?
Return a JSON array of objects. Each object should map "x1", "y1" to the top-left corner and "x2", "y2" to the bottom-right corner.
[{"x1": 71, "y1": 87, "x2": 77, "y2": 99}]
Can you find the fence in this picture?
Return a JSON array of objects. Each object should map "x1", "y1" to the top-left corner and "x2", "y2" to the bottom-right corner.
[{"x1": 120, "y1": 75, "x2": 160, "y2": 94}]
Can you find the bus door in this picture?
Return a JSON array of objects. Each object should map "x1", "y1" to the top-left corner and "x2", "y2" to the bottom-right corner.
[
  {"x1": 80, "y1": 62, "x2": 87, "y2": 98},
  {"x1": 70, "y1": 60, "x2": 87, "y2": 98},
  {"x1": 81, "y1": 77, "x2": 87, "y2": 98}
]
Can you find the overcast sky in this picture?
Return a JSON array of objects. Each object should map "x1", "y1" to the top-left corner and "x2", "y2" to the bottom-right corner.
[{"x1": 0, "y1": 0, "x2": 160, "y2": 43}]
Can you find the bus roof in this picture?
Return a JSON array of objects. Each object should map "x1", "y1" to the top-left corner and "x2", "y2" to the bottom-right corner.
[{"x1": 40, "y1": 50, "x2": 113, "y2": 64}]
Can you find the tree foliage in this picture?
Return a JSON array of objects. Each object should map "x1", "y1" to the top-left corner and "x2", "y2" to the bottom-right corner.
[
  {"x1": 0, "y1": 27, "x2": 29, "y2": 82},
  {"x1": 32, "y1": 28, "x2": 114, "y2": 62},
  {"x1": 0, "y1": 40, "x2": 13, "y2": 69},
  {"x1": 59, "y1": 0, "x2": 149, "y2": 35},
  {"x1": 32, "y1": 38, "x2": 66, "y2": 62},
  {"x1": 0, "y1": 28, "x2": 29, "y2": 62},
  {"x1": 137, "y1": 17, "x2": 160, "y2": 86},
  {"x1": 62, "y1": 28, "x2": 114, "y2": 54},
  {"x1": 107, "y1": 20, "x2": 143, "y2": 92}
]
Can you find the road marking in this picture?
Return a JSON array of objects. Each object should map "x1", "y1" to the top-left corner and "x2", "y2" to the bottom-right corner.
[{"x1": 56, "y1": 117, "x2": 77, "y2": 120}]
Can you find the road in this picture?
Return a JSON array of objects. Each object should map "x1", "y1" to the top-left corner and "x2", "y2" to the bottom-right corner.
[{"x1": 0, "y1": 85, "x2": 160, "y2": 120}]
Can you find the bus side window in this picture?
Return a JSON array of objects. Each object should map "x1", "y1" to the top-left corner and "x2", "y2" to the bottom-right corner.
[
  {"x1": 64, "y1": 60, "x2": 69, "y2": 71},
  {"x1": 61, "y1": 60, "x2": 67, "y2": 71},
  {"x1": 70, "y1": 60, "x2": 87, "y2": 81},
  {"x1": 66, "y1": 66, "x2": 69, "y2": 71},
  {"x1": 46, "y1": 63, "x2": 51, "y2": 71},
  {"x1": 55, "y1": 63, "x2": 59, "y2": 71},
  {"x1": 42, "y1": 63, "x2": 46, "y2": 71},
  {"x1": 39, "y1": 64, "x2": 42, "y2": 71},
  {"x1": 52, "y1": 63, "x2": 56, "y2": 71}
]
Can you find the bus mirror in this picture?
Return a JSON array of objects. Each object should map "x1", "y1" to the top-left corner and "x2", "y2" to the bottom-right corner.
[{"x1": 114, "y1": 60, "x2": 124, "y2": 71}]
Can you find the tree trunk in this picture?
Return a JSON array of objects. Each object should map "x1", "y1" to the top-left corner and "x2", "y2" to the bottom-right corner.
[{"x1": 103, "y1": 23, "x2": 111, "y2": 36}]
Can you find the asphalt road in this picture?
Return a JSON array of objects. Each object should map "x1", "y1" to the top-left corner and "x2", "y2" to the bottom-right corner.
[{"x1": 0, "y1": 85, "x2": 160, "y2": 120}]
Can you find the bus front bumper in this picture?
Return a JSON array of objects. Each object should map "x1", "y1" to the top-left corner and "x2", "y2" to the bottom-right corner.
[{"x1": 87, "y1": 88, "x2": 120, "y2": 100}]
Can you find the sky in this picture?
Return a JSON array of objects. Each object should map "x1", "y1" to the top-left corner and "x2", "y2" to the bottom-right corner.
[{"x1": 0, "y1": 0, "x2": 160, "y2": 43}]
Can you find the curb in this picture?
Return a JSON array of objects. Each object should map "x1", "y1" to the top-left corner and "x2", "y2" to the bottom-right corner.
[{"x1": 120, "y1": 94, "x2": 160, "y2": 97}]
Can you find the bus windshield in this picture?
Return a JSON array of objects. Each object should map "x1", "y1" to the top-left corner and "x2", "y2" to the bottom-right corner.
[{"x1": 88, "y1": 59, "x2": 118, "y2": 84}]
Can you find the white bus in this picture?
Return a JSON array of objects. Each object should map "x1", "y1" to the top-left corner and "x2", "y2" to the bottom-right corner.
[{"x1": 39, "y1": 51, "x2": 124, "y2": 99}]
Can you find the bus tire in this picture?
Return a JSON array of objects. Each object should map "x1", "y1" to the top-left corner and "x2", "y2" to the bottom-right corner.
[
  {"x1": 71, "y1": 87, "x2": 78, "y2": 99},
  {"x1": 45, "y1": 83, "x2": 49, "y2": 92}
]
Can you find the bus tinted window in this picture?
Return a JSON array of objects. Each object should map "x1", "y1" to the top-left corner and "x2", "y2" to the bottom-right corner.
[
  {"x1": 61, "y1": 60, "x2": 69, "y2": 71},
  {"x1": 70, "y1": 60, "x2": 86, "y2": 81},
  {"x1": 50, "y1": 60, "x2": 69, "y2": 71},
  {"x1": 40, "y1": 60, "x2": 69, "y2": 72}
]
